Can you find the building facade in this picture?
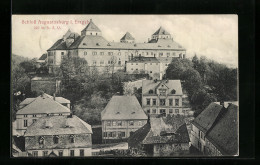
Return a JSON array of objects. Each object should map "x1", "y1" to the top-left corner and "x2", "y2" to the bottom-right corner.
[
  {"x1": 24, "y1": 115, "x2": 92, "y2": 157},
  {"x1": 101, "y1": 96, "x2": 148, "y2": 143},
  {"x1": 190, "y1": 102, "x2": 238, "y2": 156},
  {"x1": 15, "y1": 93, "x2": 71, "y2": 135},
  {"x1": 142, "y1": 80, "x2": 184, "y2": 116},
  {"x1": 46, "y1": 19, "x2": 186, "y2": 74},
  {"x1": 128, "y1": 116, "x2": 190, "y2": 156}
]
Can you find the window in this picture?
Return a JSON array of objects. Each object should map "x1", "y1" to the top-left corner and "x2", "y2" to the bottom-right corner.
[
  {"x1": 159, "y1": 89, "x2": 166, "y2": 96},
  {"x1": 39, "y1": 136, "x2": 44, "y2": 145},
  {"x1": 70, "y1": 150, "x2": 74, "y2": 156},
  {"x1": 160, "y1": 99, "x2": 166, "y2": 106},
  {"x1": 138, "y1": 121, "x2": 142, "y2": 126},
  {"x1": 175, "y1": 99, "x2": 179, "y2": 106},
  {"x1": 103, "y1": 132, "x2": 107, "y2": 137},
  {"x1": 100, "y1": 60, "x2": 104, "y2": 65},
  {"x1": 84, "y1": 52, "x2": 87, "y2": 55},
  {"x1": 80, "y1": 149, "x2": 84, "y2": 157},
  {"x1": 70, "y1": 135, "x2": 75, "y2": 143},
  {"x1": 175, "y1": 109, "x2": 179, "y2": 114},
  {"x1": 92, "y1": 52, "x2": 97, "y2": 55},
  {"x1": 169, "y1": 99, "x2": 173, "y2": 106},
  {"x1": 120, "y1": 132, "x2": 125, "y2": 137},
  {"x1": 117, "y1": 121, "x2": 122, "y2": 126},
  {"x1": 129, "y1": 121, "x2": 134, "y2": 126},
  {"x1": 169, "y1": 109, "x2": 173, "y2": 113},
  {"x1": 96, "y1": 33, "x2": 98, "y2": 35},
  {"x1": 43, "y1": 151, "x2": 48, "y2": 157},
  {"x1": 24, "y1": 120, "x2": 28, "y2": 127},
  {"x1": 33, "y1": 114, "x2": 37, "y2": 117},
  {"x1": 108, "y1": 132, "x2": 112, "y2": 137},
  {"x1": 159, "y1": 53, "x2": 163, "y2": 56},
  {"x1": 93, "y1": 60, "x2": 96, "y2": 65},
  {"x1": 171, "y1": 89, "x2": 176, "y2": 94},
  {"x1": 24, "y1": 115, "x2": 27, "y2": 117},
  {"x1": 153, "y1": 109, "x2": 157, "y2": 114},
  {"x1": 32, "y1": 151, "x2": 38, "y2": 157},
  {"x1": 107, "y1": 121, "x2": 111, "y2": 126},
  {"x1": 147, "y1": 109, "x2": 150, "y2": 114},
  {"x1": 58, "y1": 150, "x2": 63, "y2": 157},
  {"x1": 160, "y1": 109, "x2": 166, "y2": 117},
  {"x1": 118, "y1": 61, "x2": 121, "y2": 65},
  {"x1": 146, "y1": 98, "x2": 151, "y2": 105},
  {"x1": 59, "y1": 114, "x2": 62, "y2": 116},
  {"x1": 112, "y1": 121, "x2": 116, "y2": 126},
  {"x1": 112, "y1": 132, "x2": 116, "y2": 137},
  {"x1": 167, "y1": 53, "x2": 170, "y2": 57},
  {"x1": 200, "y1": 131, "x2": 205, "y2": 140},
  {"x1": 172, "y1": 52, "x2": 176, "y2": 56},
  {"x1": 146, "y1": 52, "x2": 149, "y2": 55},
  {"x1": 153, "y1": 99, "x2": 156, "y2": 105},
  {"x1": 32, "y1": 119, "x2": 36, "y2": 123},
  {"x1": 108, "y1": 52, "x2": 113, "y2": 55},
  {"x1": 100, "y1": 52, "x2": 104, "y2": 55},
  {"x1": 53, "y1": 135, "x2": 59, "y2": 144}
]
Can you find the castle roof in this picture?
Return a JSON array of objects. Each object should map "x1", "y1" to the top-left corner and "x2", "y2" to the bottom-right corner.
[
  {"x1": 153, "y1": 26, "x2": 171, "y2": 35},
  {"x1": 101, "y1": 96, "x2": 147, "y2": 120},
  {"x1": 120, "y1": 32, "x2": 135, "y2": 40},
  {"x1": 16, "y1": 93, "x2": 70, "y2": 115},
  {"x1": 81, "y1": 19, "x2": 101, "y2": 32}
]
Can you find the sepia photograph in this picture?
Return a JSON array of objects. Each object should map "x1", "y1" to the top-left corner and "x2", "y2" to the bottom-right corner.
[{"x1": 11, "y1": 15, "x2": 238, "y2": 157}]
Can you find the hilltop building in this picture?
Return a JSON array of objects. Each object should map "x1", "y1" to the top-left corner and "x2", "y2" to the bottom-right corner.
[
  {"x1": 46, "y1": 19, "x2": 186, "y2": 74},
  {"x1": 142, "y1": 80, "x2": 187, "y2": 117},
  {"x1": 24, "y1": 115, "x2": 92, "y2": 157},
  {"x1": 128, "y1": 115, "x2": 190, "y2": 156},
  {"x1": 190, "y1": 102, "x2": 238, "y2": 156},
  {"x1": 101, "y1": 95, "x2": 148, "y2": 143},
  {"x1": 15, "y1": 93, "x2": 71, "y2": 135}
]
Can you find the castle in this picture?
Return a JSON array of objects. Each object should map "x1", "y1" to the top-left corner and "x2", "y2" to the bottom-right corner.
[{"x1": 47, "y1": 19, "x2": 186, "y2": 79}]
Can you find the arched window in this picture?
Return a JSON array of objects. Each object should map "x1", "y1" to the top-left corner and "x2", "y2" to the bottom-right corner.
[
  {"x1": 149, "y1": 90, "x2": 154, "y2": 94},
  {"x1": 70, "y1": 135, "x2": 75, "y2": 143},
  {"x1": 39, "y1": 136, "x2": 45, "y2": 145},
  {"x1": 53, "y1": 135, "x2": 59, "y2": 144},
  {"x1": 171, "y1": 89, "x2": 176, "y2": 94}
]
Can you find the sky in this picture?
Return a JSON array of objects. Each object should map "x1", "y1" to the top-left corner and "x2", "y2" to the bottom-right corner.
[{"x1": 12, "y1": 15, "x2": 238, "y2": 68}]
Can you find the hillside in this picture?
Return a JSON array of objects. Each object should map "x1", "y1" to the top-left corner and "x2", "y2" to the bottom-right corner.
[{"x1": 12, "y1": 54, "x2": 30, "y2": 64}]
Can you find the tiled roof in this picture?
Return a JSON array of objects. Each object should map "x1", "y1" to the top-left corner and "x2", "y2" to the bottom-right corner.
[
  {"x1": 19, "y1": 94, "x2": 70, "y2": 106},
  {"x1": 47, "y1": 39, "x2": 67, "y2": 51},
  {"x1": 192, "y1": 102, "x2": 224, "y2": 133},
  {"x1": 101, "y1": 95, "x2": 147, "y2": 120},
  {"x1": 128, "y1": 116, "x2": 189, "y2": 146},
  {"x1": 127, "y1": 57, "x2": 160, "y2": 63},
  {"x1": 16, "y1": 94, "x2": 70, "y2": 115},
  {"x1": 120, "y1": 32, "x2": 135, "y2": 40},
  {"x1": 19, "y1": 98, "x2": 35, "y2": 105},
  {"x1": 206, "y1": 104, "x2": 238, "y2": 155},
  {"x1": 153, "y1": 27, "x2": 171, "y2": 35},
  {"x1": 81, "y1": 19, "x2": 101, "y2": 32},
  {"x1": 25, "y1": 115, "x2": 92, "y2": 136},
  {"x1": 68, "y1": 35, "x2": 185, "y2": 50},
  {"x1": 142, "y1": 80, "x2": 183, "y2": 95},
  {"x1": 39, "y1": 53, "x2": 47, "y2": 60}
]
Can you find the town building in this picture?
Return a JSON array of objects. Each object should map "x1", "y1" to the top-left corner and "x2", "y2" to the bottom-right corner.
[
  {"x1": 46, "y1": 19, "x2": 186, "y2": 74},
  {"x1": 128, "y1": 115, "x2": 190, "y2": 156},
  {"x1": 24, "y1": 115, "x2": 92, "y2": 157},
  {"x1": 142, "y1": 79, "x2": 185, "y2": 116},
  {"x1": 190, "y1": 102, "x2": 238, "y2": 156},
  {"x1": 101, "y1": 95, "x2": 148, "y2": 143},
  {"x1": 15, "y1": 93, "x2": 71, "y2": 135}
]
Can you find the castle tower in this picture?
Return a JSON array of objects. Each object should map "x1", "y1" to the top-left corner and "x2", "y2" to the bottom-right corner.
[
  {"x1": 120, "y1": 32, "x2": 135, "y2": 43},
  {"x1": 81, "y1": 19, "x2": 102, "y2": 36},
  {"x1": 151, "y1": 26, "x2": 172, "y2": 41}
]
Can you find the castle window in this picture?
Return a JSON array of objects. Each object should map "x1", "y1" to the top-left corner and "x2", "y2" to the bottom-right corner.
[
  {"x1": 169, "y1": 109, "x2": 173, "y2": 113},
  {"x1": 69, "y1": 135, "x2": 75, "y2": 143},
  {"x1": 129, "y1": 121, "x2": 134, "y2": 126},
  {"x1": 92, "y1": 52, "x2": 97, "y2": 55},
  {"x1": 167, "y1": 53, "x2": 170, "y2": 57},
  {"x1": 53, "y1": 135, "x2": 59, "y2": 144},
  {"x1": 33, "y1": 119, "x2": 36, "y2": 123},
  {"x1": 147, "y1": 109, "x2": 150, "y2": 114},
  {"x1": 153, "y1": 99, "x2": 156, "y2": 105},
  {"x1": 112, "y1": 121, "x2": 116, "y2": 126},
  {"x1": 107, "y1": 121, "x2": 111, "y2": 126},
  {"x1": 32, "y1": 151, "x2": 38, "y2": 157},
  {"x1": 96, "y1": 33, "x2": 98, "y2": 35},
  {"x1": 84, "y1": 52, "x2": 87, "y2": 55},
  {"x1": 117, "y1": 121, "x2": 122, "y2": 126},
  {"x1": 24, "y1": 115, "x2": 27, "y2": 117},
  {"x1": 169, "y1": 99, "x2": 173, "y2": 106},
  {"x1": 146, "y1": 98, "x2": 151, "y2": 105},
  {"x1": 153, "y1": 109, "x2": 157, "y2": 114},
  {"x1": 118, "y1": 61, "x2": 121, "y2": 65},
  {"x1": 175, "y1": 109, "x2": 179, "y2": 114},
  {"x1": 159, "y1": 52, "x2": 163, "y2": 56},
  {"x1": 175, "y1": 99, "x2": 179, "y2": 106},
  {"x1": 61, "y1": 52, "x2": 64, "y2": 55},
  {"x1": 39, "y1": 136, "x2": 44, "y2": 145},
  {"x1": 100, "y1": 52, "x2": 104, "y2": 55},
  {"x1": 43, "y1": 151, "x2": 48, "y2": 157},
  {"x1": 33, "y1": 114, "x2": 37, "y2": 117},
  {"x1": 171, "y1": 89, "x2": 176, "y2": 94},
  {"x1": 70, "y1": 150, "x2": 74, "y2": 156},
  {"x1": 138, "y1": 121, "x2": 142, "y2": 126},
  {"x1": 160, "y1": 99, "x2": 166, "y2": 106},
  {"x1": 147, "y1": 52, "x2": 149, "y2": 55},
  {"x1": 24, "y1": 120, "x2": 28, "y2": 127},
  {"x1": 93, "y1": 60, "x2": 96, "y2": 65},
  {"x1": 149, "y1": 90, "x2": 153, "y2": 94},
  {"x1": 108, "y1": 52, "x2": 113, "y2": 55}
]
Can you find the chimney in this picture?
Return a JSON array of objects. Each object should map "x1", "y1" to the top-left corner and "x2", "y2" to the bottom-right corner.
[{"x1": 53, "y1": 93, "x2": 56, "y2": 101}]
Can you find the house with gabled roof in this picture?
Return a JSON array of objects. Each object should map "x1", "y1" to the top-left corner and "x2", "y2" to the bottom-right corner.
[
  {"x1": 24, "y1": 115, "x2": 92, "y2": 157},
  {"x1": 142, "y1": 79, "x2": 185, "y2": 117},
  {"x1": 15, "y1": 93, "x2": 71, "y2": 135},
  {"x1": 190, "y1": 102, "x2": 238, "y2": 156},
  {"x1": 101, "y1": 95, "x2": 148, "y2": 143},
  {"x1": 128, "y1": 115, "x2": 190, "y2": 156}
]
